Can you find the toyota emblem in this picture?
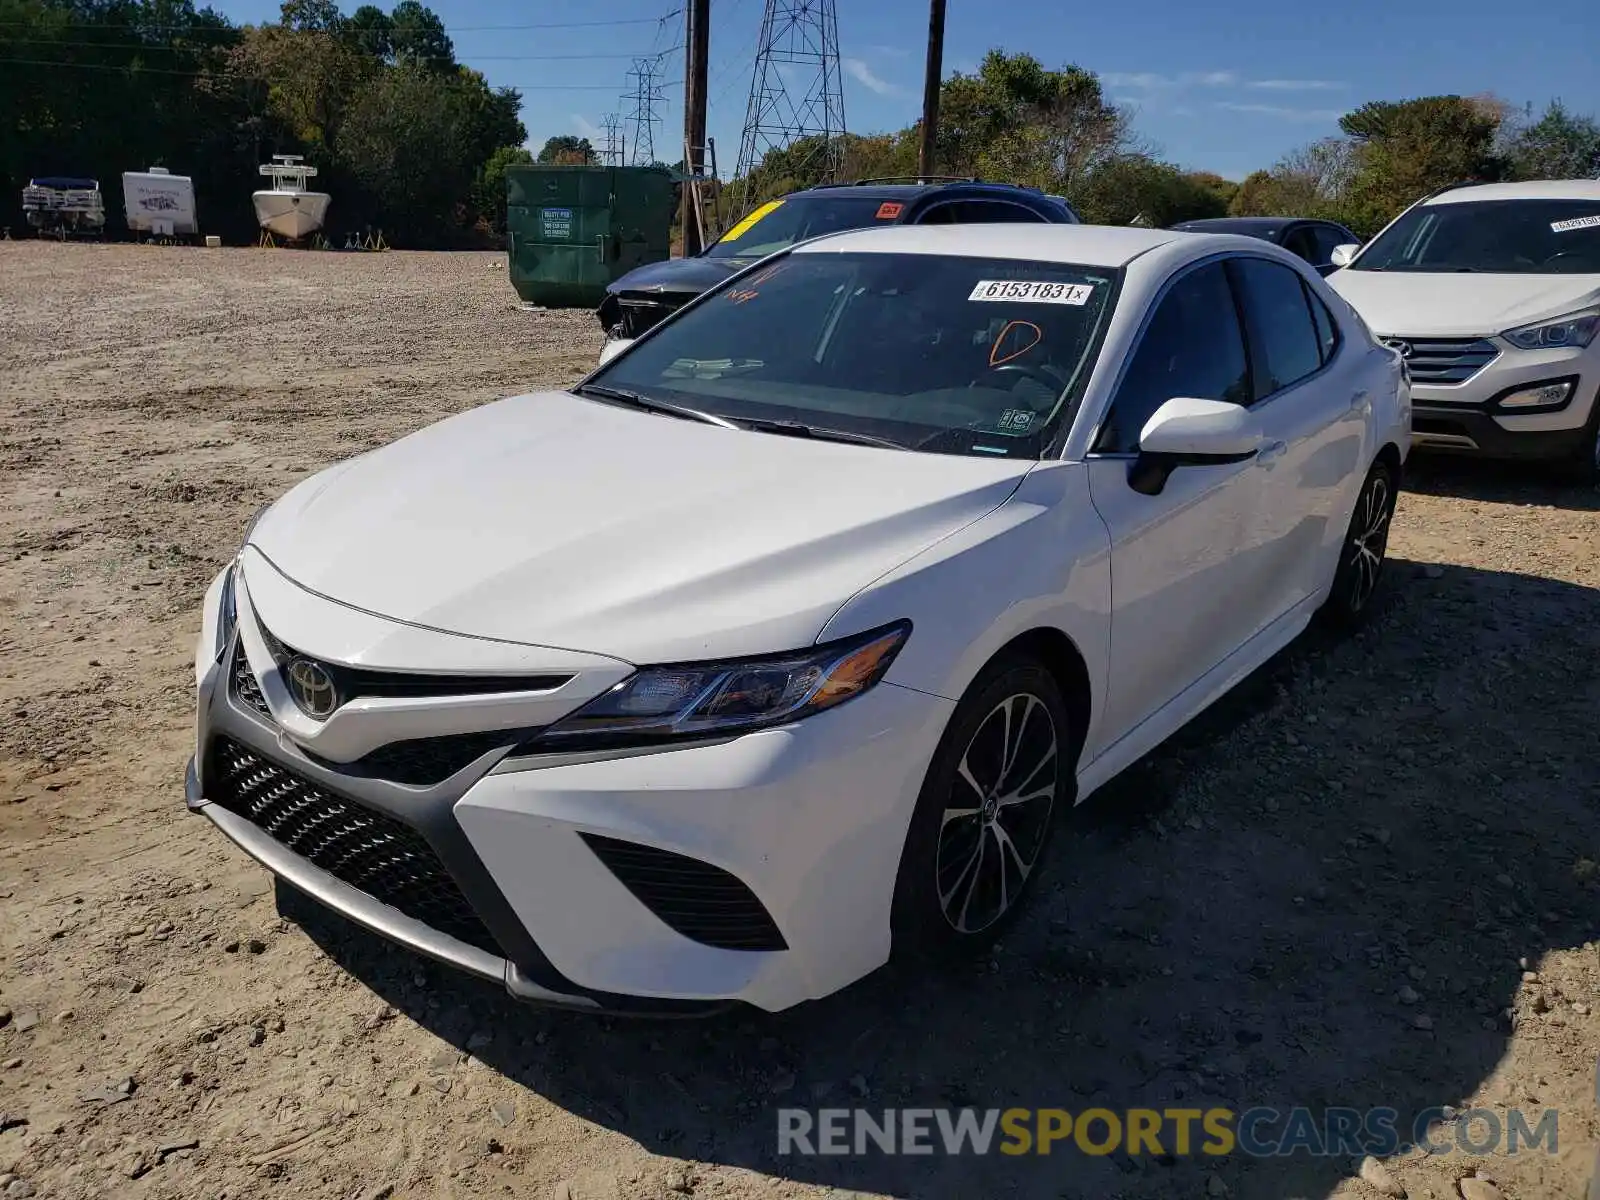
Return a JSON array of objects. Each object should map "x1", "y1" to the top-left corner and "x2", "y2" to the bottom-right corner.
[
  {"x1": 1381, "y1": 338, "x2": 1413, "y2": 360},
  {"x1": 286, "y1": 657, "x2": 338, "y2": 719}
]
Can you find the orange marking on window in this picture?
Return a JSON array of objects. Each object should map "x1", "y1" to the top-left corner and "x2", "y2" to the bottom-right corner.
[
  {"x1": 989, "y1": 320, "x2": 1043, "y2": 367},
  {"x1": 875, "y1": 202, "x2": 904, "y2": 219}
]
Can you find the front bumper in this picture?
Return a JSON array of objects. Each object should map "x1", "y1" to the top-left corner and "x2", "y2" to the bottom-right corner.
[
  {"x1": 188, "y1": 566, "x2": 953, "y2": 1013},
  {"x1": 1403, "y1": 341, "x2": 1597, "y2": 460}
]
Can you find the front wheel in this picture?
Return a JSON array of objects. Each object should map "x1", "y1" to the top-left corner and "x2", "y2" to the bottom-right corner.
[
  {"x1": 1320, "y1": 458, "x2": 1397, "y2": 629},
  {"x1": 891, "y1": 657, "x2": 1071, "y2": 959}
]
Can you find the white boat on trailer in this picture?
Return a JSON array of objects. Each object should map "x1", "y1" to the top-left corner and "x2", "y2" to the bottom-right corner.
[{"x1": 253, "y1": 155, "x2": 331, "y2": 242}]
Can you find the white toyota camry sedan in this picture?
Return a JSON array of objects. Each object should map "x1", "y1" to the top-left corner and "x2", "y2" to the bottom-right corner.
[{"x1": 188, "y1": 224, "x2": 1410, "y2": 1014}]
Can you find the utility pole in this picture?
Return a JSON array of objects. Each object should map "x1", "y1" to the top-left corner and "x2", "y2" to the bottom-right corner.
[
  {"x1": 917, "y1": 0, "x2": 946, "y2": 180},
  {"x1": 681, "y1": 0, "x2": 710, "y2": 254}
]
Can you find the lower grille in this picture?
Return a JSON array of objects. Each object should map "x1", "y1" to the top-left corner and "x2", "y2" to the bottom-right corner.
[
  {"x1": 581, "y1": 834, "x2": 787, "y2": 951},
  {"x1": 207, "y1": 737, "x2": 502, "y2": 956},
  {"x1": 1384, "y1": 336, "x2": 1499, "y2": 385}
]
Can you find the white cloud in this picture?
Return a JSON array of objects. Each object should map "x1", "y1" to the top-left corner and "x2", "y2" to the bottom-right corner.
[
  {"x1": 867, "y1": 43, "x2": 911, "y2": 59},
  {"x1": 570, "y1": 114, "x2": 602, "y2": 141},
  {"x1": 1217, "y1": 102, "x2": 1343, "y2": 121},
  {"x1": 843, "y1": 57, "x2": 907, "y2": 98},
  {"x1": 1247, "y1": 78, "x2": 1346, "y2": 91},
  {"x1": 1102, "y1": 70, "x2": 1237, "y2": 90}
]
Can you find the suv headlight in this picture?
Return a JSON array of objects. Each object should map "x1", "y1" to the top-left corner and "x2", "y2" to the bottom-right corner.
[
  {"x1": 1502, "y1": 308, "x2": 1600, "y2": 351},
  {"x1": 527, "y1": 621, "x2": 911, "y2": 750}
]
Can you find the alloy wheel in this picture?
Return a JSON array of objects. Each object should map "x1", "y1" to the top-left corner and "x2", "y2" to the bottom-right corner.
[
  {"x1": 1345, "y1": 472, "x2": 1392, "y2": 612},
  {"x1": 935, "y1": 692, "x2": 1059, "y2": 934}
]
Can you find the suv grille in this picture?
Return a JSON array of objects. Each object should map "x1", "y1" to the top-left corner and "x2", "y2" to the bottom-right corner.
[
  {"x1": 1384, "y1": 336, "x2": 1499, "y2": 385},
  {"x1": 207, "y1": 737, "x2": 502, "y2": 956},
  {"x1": 581, "y1": 834, "x2": 787, "y2": 951}
]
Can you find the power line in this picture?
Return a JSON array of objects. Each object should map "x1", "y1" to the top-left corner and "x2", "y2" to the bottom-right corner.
[
  {"x1": 0, "y1": 56, "x2": 666, "y2": 85},
  {"x1": 0, "y1": 13, "x2": 680, "y2": 32},
  {"x1": 0, "y1": 37, "x2": 680, "y2": 61}
]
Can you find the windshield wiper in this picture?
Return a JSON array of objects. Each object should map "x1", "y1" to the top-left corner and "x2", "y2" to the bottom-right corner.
[
  {"x1": 733, "y1": 416, "x2": 905, "y2": 450},
  {"x1": 573, "y1": 383, "x2": 739, "y2": 429}
]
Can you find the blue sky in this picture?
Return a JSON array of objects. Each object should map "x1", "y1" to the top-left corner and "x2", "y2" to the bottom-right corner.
[{"x1": 212, "y1": 0, "x2": 1600, "y2": 181}]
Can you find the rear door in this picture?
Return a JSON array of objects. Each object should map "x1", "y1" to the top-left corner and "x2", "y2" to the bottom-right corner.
[
  {"x1": 1228, "y1": 256, "x2": 1367, "y2": 618},
  {"x1": 1085, "y1": 259, "x2": 1275, "y2": 738}
]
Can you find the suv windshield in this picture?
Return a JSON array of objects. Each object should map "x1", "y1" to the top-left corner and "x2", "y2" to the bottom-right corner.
[
  {"x1": 704, "y1": 195, "x2": 905, "y2": 260},
  {"x1": 586, "y1": 251, "x2": 1119, "y2": 458},
  {"x1": 1352, "y1": 198, "x2": 1600, "y2": 274}
]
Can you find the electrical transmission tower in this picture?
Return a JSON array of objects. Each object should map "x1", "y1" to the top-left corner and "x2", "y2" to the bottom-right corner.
[
  {"x1": 624, "y1": 57, "x2": 665, "y2": 166},
  {"x1": 732, "y1": 0, "x2": 846, "y2": 214},
  {"x1": 600, "y1": 113, "x2": 624, "y2": 166}
]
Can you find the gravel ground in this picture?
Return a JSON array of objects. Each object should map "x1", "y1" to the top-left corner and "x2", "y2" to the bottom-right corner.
[{"x1": 1, "y1": 241, "x2": 1597, "y2": 1200}]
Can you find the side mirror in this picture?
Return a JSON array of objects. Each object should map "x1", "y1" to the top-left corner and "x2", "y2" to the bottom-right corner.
[
  {"x1": 1129, "y1": 398, "x2": 1265, "y2": 496},
  {"x1": 1139, "y1": 397, "x2": 1264, "y2": 457},
  {"x1": 1329, "y1": 243, "x2": 1360, "y2": 269}
]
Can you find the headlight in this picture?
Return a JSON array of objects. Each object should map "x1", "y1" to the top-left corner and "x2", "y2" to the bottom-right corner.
[
  {"x1": 1502, "y1": 309, "x2": 1600, "y2": 351},
  {"x1": 528, "y1": 621, "x2": 911, "y2": 750}
]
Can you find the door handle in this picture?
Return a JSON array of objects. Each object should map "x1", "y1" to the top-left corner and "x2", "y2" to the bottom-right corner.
[
  {"x1": 1257, "y1": 439, "x2": 1287, "y2": 466},
  {"x1": 1350, "y1": 389, "x2": 1370, "y2": 412}
]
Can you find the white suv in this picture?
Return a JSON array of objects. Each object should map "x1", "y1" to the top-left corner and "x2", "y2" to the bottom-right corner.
[{"x1": 1327, "y1": 180, "x2": 1600, "y2": 481}]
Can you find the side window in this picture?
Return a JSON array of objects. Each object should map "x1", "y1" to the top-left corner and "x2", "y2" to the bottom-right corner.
[
  {"x1": 915, "y1": 203, "x2": 957, "y2": 226},
  {"x1": 1304, "y1": 281, "x2": 1340, "y2": 363},
  {"x1": 949, "y1": 200, "x2": 1048, "y2": 224},
  {"x1": 1229, "y1": 258, "x2": 1324, "y2": 398},
  {"x1": 1282, "y1": 225, "x2": 1319, "y2": 264},
  {"x1": 1094, "y1": 263, "x2": 1250, "y2": 454}
]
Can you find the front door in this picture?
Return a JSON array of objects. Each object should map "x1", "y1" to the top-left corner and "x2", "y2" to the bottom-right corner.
[{"x1": 1084, "y1": 259, "x2": 1276, "y2": 741}]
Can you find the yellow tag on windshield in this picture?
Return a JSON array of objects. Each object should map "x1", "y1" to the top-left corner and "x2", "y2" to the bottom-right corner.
[{"x1": 719, "y1": 200, "x2": 784, "y2": 244}]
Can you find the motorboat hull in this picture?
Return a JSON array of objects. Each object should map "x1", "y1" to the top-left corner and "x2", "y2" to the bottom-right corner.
[{"x1": 253, "y1": 190, "x2": 331, "y2": 241}]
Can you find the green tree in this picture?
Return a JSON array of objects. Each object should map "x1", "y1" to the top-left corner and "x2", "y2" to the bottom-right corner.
[
  {"x1": 536, "y1": 135, "x2": 597, "y2": 165},
  {"x1": 1338, "y1": 96, "x2": 1507, "y2": 233},
  {"x1": 1073, "y1": 155, "x2": 1229, "y2": 226},
  {"x1": 1505, "y1": 101, "x2": 1600, "y2": 180},
  {"x1": 280, "y1": 0, "x2": 343, "y2": 32},
  {"x1": 345, "y1": 4, "x2": 393, "y2": 58},
  {"x1": 473, "y1": 144, "x2": 532, "y2": 232},
  {"x1": 388, "y1": 0, "x2": 452, "y2": 70},
  {"x1": 936, "y1": 50, "x2": 1130, "y2": 192}
]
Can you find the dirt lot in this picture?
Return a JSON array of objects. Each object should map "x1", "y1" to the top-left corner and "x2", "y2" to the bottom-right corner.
[{"x1": 1, "y1": 242, "x2": 1597, "y2": 1200}]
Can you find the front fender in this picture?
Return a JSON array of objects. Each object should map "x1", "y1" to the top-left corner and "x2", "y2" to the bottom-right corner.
[{"x1": 817, "y1": 461, "x2": 1114, "y2": 764}]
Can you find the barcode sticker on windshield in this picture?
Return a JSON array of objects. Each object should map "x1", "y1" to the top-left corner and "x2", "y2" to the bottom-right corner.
[
  {"x1": 968, "y1": 280, "x2": 1094, "y2": 305},
  {"x1": 1551, "y1": 215, "x2": 1600, "y2": 233}
]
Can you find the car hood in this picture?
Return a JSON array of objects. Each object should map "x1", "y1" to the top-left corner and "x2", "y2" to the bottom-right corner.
[
  {"x1": 249, "y1": 391, "x2": 1034, "y2": 664},
  {"x1": 1327, "y1": 269, "x2": 1600, "y2": 337},
  {"x1": 604, "y1": 255, "x2": 749, "y2": 299}
]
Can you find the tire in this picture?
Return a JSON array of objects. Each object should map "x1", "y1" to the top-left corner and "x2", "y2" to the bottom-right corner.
[
  {"x1": 1559, "y1": 398, "x2": 1600, "y2": 487},
  {"x1": 1320, "y1": 457, "x2": 1397, "y2": 629},
  {"x1": 890, "y1": 656, "x2": 1072, "y2": 960}
]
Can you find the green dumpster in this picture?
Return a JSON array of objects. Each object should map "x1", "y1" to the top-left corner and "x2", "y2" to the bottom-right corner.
[{"x1": 506, "y1": 164, "x2": 677, "y2": 308}]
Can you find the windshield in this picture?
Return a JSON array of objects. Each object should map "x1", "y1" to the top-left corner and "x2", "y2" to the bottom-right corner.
[
  {"x1": 1352, "y1": 198, "x2": 1600, "y2": 274},
  {"x1": 704, "y1": 195, "x2": 906, "y2": 260},
  {"x1": 587, "y1": 251, "x2": 1120, "y2": 458}
]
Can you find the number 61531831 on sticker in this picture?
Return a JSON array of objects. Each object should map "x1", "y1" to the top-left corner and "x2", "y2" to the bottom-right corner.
[{"x1": 968, "y1": 280, "x2": 1094, "y2": 305}]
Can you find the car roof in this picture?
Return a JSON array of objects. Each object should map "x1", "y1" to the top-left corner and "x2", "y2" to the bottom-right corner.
[
  {"x1": 792, "y1": 222, "x2": 1184, "y2": 267},
  {"x1": 1170, "y1": 216, "x2": 1327, "y2": 235},
  {"x1": 785, "y1": 180, "x2": 1057, "y2": 203},
  {"x1": 1425, "y1": 179, "x2": 1600, "y2": 205}
]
